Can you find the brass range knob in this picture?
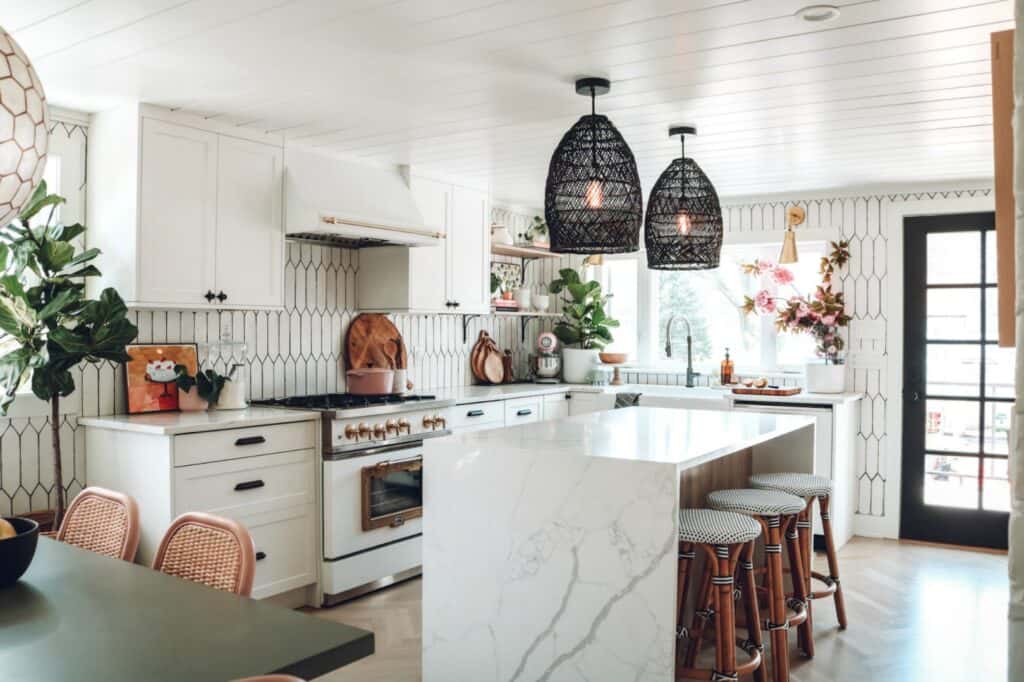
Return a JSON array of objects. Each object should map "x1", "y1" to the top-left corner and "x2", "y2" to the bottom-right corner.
[
  {"x1": 385, "y1": 419, "x2": 399, "y2": 436},
  {"x1": 372, "y1": 423, "x2": 387, "y2": 439},
  {"x1": 357, "y1": 422, "x2": 371, "y2": 438},
  {"x1": 397, "y1": 418, "x2": 411, "y2": 434},
  {"x1": 434, "y1": 415, "x2": 447, "y2": 429},
  {"x1": 422, "y1": 416, "x2": 436, "y2": 429},
  {"x1": 344, "y1": 424, "x2": 359, "y2": 440}
]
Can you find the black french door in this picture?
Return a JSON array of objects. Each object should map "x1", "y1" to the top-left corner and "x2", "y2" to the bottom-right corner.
[{"x1": 901, "y1": 212, "x2": 1011, "y2": 549}]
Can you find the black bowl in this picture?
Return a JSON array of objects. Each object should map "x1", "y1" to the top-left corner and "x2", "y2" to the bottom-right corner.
[{"x1": 0, "y1": 517, "x2": 39, "y2": 588}]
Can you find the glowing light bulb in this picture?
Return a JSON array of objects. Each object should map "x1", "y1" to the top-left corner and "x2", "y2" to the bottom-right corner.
[
  {"x1": 584, "y1": 179, "x2": 603, "y2": 209},
  {"x1": 676, "y1": 212, "x2": 691, "y2": 236}
]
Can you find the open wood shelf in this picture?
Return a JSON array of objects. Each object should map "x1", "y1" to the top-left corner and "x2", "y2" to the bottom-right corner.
[{"x1": 490, "y1": 243, "x2": 560, "y2": 259}]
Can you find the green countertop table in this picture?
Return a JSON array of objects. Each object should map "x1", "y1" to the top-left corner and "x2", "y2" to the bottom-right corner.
[{"x1": 0, "y1": 538, "x2": 374, "y2": 681}]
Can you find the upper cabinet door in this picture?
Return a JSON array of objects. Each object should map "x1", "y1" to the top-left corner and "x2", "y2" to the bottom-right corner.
[
  {"x1": 215, "y1": 136, "x2": 284, "y2": 308},
  {"x1": 409, "y1": 176, "x2": 450, "y2": 311},
  {"x1": 449, "y1": 185, "x2": 490, "y2": 313},
  {"x1": 138, "y1": 120, "x2": 218, "y2": 306}
]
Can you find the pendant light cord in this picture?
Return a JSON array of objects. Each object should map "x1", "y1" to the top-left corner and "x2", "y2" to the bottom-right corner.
[
  {"x1": 590, "y1": 87, "x2": 598, "y2": 178},
  {"x1": 679, "y1": 133, "x2": 687, "y2": 211}
]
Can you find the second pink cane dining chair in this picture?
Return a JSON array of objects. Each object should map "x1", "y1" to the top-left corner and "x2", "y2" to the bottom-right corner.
[
  {"x1": 55, "y1": 486, "x2": 141, "y2": 562},
  {"x1": 152, "y1": 512, "x2": 256, "y2": 596}
]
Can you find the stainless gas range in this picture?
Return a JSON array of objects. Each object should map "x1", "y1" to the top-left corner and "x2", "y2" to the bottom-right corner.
[{"x1": 253, "y1": 393, "x2": 454, "y2": 605}]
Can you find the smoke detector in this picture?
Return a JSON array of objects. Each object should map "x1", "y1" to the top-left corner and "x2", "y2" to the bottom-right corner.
[{"x1": 796, "y1": 5, "x2": 841, "y2": 23}]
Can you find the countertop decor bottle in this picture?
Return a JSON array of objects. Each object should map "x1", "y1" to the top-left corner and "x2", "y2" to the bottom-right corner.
[{"x1": 720, "y1": 348, "x2": 734, "y2": 385}]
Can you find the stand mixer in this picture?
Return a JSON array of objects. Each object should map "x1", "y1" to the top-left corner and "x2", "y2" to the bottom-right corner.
[{"x1": 530, "y1": 332, "x2": 561, "y2": 383}]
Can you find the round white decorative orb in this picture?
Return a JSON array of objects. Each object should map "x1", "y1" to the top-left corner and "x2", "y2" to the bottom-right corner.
[{"x1": 0, "y1": 26, "x2": 49, "y2": 228}]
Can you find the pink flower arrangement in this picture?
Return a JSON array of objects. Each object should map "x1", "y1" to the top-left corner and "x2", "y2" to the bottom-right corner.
[{"x1": 740, "y1": 241, "x2": 852, "y2": 363}]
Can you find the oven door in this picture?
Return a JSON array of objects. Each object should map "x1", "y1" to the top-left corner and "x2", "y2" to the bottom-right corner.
[{"x1": 323, "y1": 441, "x2": 424, "y2": 561}]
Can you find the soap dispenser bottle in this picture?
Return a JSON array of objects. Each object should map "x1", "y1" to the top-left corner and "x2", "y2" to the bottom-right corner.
[{"x1": 720, "y1": 348, "x2": 734, "y2": 385}]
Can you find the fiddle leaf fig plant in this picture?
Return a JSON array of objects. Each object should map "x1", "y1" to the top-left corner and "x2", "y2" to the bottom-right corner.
[
  {"x1": 548, "y1": 267, "x2": 619, "y2": 350},
  {"x1": 0, "y1": 181, "x2": 139, "y2": 527},
  {"x1": 174, "y1": 365, "x2": 230, "y2": 405}
]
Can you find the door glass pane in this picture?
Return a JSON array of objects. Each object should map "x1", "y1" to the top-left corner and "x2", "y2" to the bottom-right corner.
[
  {"x1": 927, "y1": 288, "x2": 981, "y2": 340},
  {"x1": 985, "y1": 346, "x2": 1016, "y2": 398},
  {"x1": 925, "y1": 399, "x2": 980, "y2": 453},
  {"x1": 985, "y1": 229, "x2": 998, "y2": 284},
  {"x1": 983, "y1": 402, "x2": 1013, "y2": 455},
  {"x1": 924, "y1": 454, "x2": 978, "y2": 508},
  {"x1": 927, "y1": 344, "x2": 981, "y2": 396},
  {"x1": 982, "y1": 458, "x2": 1010, "y2": 512},
  {"x1": 985, "y1": 287, "x2": 1000, "y2": 341},
  {"x1": 927, "y1": 231, "x2": 981, "y2": 284}
]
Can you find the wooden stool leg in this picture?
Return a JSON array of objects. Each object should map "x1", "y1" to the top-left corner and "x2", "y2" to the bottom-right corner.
[
  {"x1": 784, "y1": 515, "x2": 813, "y2": 658},
  {"x1": 710, "y1": 544, "x2": 738, "y2": 682},
  {"x1": 796, "y1": 503, "x2": 814, "y2": 642},
  {"x1": 684, "y1": 561, "x2": 714, "y2": 668},
  {"x1": 819, "y1": 495, "x2": 848, "y2": 629},
  {"x1": 740, "y1": 540, "x2": 768, "y2": 682},
  {"x1": 763, "y1": 517, "x2": 790, "y2": 682},
  {"x1": 676, "y1": 542, "x2": 695, "y2": 658}
]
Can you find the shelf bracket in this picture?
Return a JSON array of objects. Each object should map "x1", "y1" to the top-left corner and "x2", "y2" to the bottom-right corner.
[{"x1": 462, "y1": 314, "x2": 482, "y2": 344}]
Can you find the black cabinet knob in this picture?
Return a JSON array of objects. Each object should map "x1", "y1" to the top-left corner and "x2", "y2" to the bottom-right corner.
[
  {"x1": 216, "y1": 291, "x2": 227, "y2": 302},
  {"x1": 204, "y1": 290, "x2": 216, "y2": 302},
  {"x1": 255, "y1": 551, "x2": 267, "y2": 561}
]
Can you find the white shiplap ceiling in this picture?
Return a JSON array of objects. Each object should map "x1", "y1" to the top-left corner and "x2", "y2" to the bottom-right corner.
[{"x1": 3, "y1": 0, "x2": 1014, "y2": 205}]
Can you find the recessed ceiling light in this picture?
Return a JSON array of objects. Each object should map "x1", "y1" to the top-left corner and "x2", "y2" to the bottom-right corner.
[{"x1": 796, "y1": 4, "x2": 841, "y2": 23}]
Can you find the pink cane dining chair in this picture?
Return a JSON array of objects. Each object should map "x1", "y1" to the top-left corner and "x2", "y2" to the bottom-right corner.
[
  {"x1": 54, "y1": 486, "x2": 141, "y2": 562},
  {"x1": 152, "y1": 512, "x2": 256, "y2": 597}
]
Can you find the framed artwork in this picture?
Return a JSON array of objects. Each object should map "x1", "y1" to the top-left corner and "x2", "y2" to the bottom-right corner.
[{"x1": 125, "y1": 343, "x2": 199, "y2": 414}]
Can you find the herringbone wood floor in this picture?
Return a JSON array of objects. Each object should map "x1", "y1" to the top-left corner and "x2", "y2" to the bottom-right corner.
[{"x1": 308, "y1": 538, "x2": 1007, "y2": 681}]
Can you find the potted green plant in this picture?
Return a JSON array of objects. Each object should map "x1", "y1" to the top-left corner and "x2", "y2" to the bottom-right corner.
[
  {"x1": 520, "y1": 216, "x2": 549, "y2": 247},
  {"x1": 0, "y1": 182, "x2": 138, "y2": 527},
  {"x1": 548, "y1": 267, "x2": 619, "y2": 383},
  {"x1": 173, "y1": 366, "x2": 230, "y2": 411}
]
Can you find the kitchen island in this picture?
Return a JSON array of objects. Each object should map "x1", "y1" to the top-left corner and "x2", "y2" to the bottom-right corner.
[{"x1": 422, "y1": 406, "x2": 814, "y2": 682}]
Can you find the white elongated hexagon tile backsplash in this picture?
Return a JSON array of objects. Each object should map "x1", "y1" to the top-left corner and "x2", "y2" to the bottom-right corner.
[{"x1": 0, "y1": 117, "x2": 994, "y2": 538}]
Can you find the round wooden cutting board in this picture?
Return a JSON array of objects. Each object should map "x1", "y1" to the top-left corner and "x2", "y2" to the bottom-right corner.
[{"x1": 346, "y1": 314, "x2": 408, "y2": 370}]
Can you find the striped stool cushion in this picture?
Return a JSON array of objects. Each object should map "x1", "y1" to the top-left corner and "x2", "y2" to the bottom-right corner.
[
  {"x1": 706, "y1": 488, "x2": 806, "y2": 517},
  {"x1": 678, "y1": 509, "x2": 761, "y2": 545},
  {"x1": 750, "y1": 472, "x2": 832, "y2": 499}
]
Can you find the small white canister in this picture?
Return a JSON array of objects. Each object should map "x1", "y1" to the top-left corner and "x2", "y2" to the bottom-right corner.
[{"x1": 392, "y1": 368, "x2": 408, "y2": 395}]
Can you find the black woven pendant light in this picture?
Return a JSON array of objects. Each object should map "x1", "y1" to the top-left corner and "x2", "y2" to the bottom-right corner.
[
  {"x1": 644, "y1": 126, "x2": 723, "y2": 270},
  {"x1": 544, "y1": 77, "x2": 643, "y2": 254}
]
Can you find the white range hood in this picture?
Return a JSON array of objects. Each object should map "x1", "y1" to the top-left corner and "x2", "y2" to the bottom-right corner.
[{"x1": 284, "y1": 147, "x2": 440, "y2": 248}]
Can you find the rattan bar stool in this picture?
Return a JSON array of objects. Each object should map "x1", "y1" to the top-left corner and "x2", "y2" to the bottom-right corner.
[
  {"x1": 750, "y1": 472, "x2": 848, "y2": 655},
  {"x1": 702, "y1": 489, "x2": 810, "y2": 682},
  {"x1": 676, "y1": 509, "x2": 765, "y2": 682}
]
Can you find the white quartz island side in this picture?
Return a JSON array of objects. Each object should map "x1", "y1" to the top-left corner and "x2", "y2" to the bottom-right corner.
[{"x1": 422, "y1": 407, "x2": 815, "y2": 682}]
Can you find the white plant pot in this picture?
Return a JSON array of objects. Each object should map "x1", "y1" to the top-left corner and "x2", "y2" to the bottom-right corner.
[
  {"x1": 805, "y1": 363, "x2": 846, "y2": 394},
  {"x1": 562, "y1": 348, "x2": 600, "y2": 384}
]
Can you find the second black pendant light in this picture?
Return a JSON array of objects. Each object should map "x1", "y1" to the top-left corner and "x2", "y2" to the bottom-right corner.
[
  {"x1": 545, "y1": 77, "x2": 643, "y2": 254},
  {"x1": 644, "y1": 126, "x2": 723, "y2": 270}
]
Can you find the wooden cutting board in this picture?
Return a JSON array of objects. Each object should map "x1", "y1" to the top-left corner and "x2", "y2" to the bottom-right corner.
[
  {"x1": 482, "y1": 350, "x2": 505, "y2": 384},
  {"x1": 471, "y1": 331, "x2": 500, "y2": 382},
  {"x1": 731, "y1": 387, "x2": 803, "y2": 397},
  {"x1": 346, "y1": 314, "x2": 408, "y2": 370}
]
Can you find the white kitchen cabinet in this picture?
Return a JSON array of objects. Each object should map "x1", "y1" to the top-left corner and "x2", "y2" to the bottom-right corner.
[
  {"x1": 568, "y1": 392, "x2": 616, "y2": 416},
  {"x1": 358, "y1": 176, "x2": 489, "y2": 314},
  {"x1": 504, "y1": 397, "x2": 542, "y2": 425},
  {"x1": 87, "y1": 104, "x2": 285, "y2": 310},
  {"x1": 82, "y1": 412, "x2": 319, "y2": 605},
  {"x1": 541, "y1": 393, "x2": 571, "y2": 421},
  {"x1": 449, "y1": 400, "x2": 505, "y2": 432}
]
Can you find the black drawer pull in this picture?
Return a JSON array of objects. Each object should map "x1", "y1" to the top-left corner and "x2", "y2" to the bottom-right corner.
[
  {"x1": 234, "y1": 479, "x2": 265, "y2": 491},
  {"x1": 256, "y1": 551, "x2": 267, "y2": 561},
  {"x1": 467, "y1": 409, "x2": 485, "y2": 417},
  {"x1": 235, "y1": 436, "x2": 266, "y2": 446},
  {"x1": 516, "y1": 409, "x2": 533, "y2": 416}
]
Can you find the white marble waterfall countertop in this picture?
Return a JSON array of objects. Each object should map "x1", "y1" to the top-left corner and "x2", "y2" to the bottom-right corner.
[
  {"x1": 448, "y1": 406, "x2": 814, "y2": 468},
  {"x1": 79, "y1": 407, "x2": 319, "y2": 435}
]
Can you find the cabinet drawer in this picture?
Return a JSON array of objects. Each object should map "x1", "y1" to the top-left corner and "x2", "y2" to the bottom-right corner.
[
  {"x1": 174, "y1": 421, "x2": 315, "y2": 467},
  {"x1": 505, "y1": 398, "x2": 541, "y2": 425},
  {"x1": 243, "y1": 504, "x2": 317, "y2": 600},
  {"x1": 449, "y1": 400, "x2": 505, "y2": 429},
  {"x1": 174, "y1": 449, "x2": 314, "y2": 517},
  {"x1": 542, "y1": 393, "x2": 570, "y2": 421}
]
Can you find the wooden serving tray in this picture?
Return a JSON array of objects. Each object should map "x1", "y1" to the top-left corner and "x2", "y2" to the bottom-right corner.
[{"x1": 731, "y1": 387, "x2": 803, "y2": 397}]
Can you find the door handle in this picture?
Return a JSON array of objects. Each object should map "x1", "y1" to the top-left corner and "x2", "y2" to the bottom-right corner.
[
  {"x1": 255, "y1": 551, "x2": 267, "y2": 561},
  {"x1": 235, "y1": 436, "x2": 266, "y2": 446},
  {"x1": 233, "y1": 479, "x2": 265, "y2": 491}
]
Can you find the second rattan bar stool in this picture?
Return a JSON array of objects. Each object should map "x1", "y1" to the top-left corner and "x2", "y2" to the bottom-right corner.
[
  {"x1": 750, "y1": 472, "x2": 848, "y2": 655},
  {"x1": 703, "y1": 489, "x2": 810, "y2": 682},
  {"x1": 676, "y1": 509, "x2": 765, "y2": 682}
]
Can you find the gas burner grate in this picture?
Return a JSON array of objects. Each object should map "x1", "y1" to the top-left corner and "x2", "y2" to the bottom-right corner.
[{"x1": 254, "y1": 393, "x2": 438, "y2": 411}]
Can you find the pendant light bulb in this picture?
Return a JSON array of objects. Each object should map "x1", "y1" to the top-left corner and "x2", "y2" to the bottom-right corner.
[
  {"x1": 676, "y1": 212, "x2": 691, "y2": 236},
  {"x1": 584, "y1": 179, "x2": 604, "y2": 209}
]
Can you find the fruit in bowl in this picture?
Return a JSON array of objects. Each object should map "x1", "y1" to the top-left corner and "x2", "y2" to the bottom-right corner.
[{"x1": 0, "y1": 516, "x2": 39, "y2": 588}]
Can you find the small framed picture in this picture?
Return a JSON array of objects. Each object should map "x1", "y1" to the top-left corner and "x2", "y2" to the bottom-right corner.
[{"x1": 124, "y1": 343, "x2": 199, "y2": 414}]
